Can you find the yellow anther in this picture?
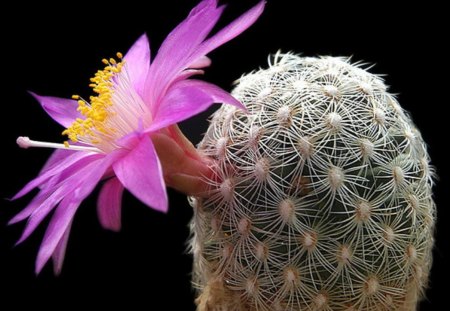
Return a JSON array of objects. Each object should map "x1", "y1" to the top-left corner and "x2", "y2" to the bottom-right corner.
[
  {"x1": 64, "y1": 54, "x2": 124, "y2": 146},
  {"x1": 64, "y1": 141, "x2": 70, "y2": 148}
]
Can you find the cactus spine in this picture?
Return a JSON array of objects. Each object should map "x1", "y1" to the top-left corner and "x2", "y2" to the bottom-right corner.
[{"x1": 190, "y1": 53, "x2": 435, "y2": 311}]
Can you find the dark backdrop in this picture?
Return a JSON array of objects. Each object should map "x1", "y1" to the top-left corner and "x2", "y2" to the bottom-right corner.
[{"x1": 1, "y1": 1, "x2": 447, "y2": 310}]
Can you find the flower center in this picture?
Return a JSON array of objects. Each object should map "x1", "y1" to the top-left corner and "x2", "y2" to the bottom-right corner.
[
  {"x1": 62, "y1": 53, "x2": 125, "y2": 149},
  {"x1": 18, "y1": 53, "x2": 151, "y2": 154}
]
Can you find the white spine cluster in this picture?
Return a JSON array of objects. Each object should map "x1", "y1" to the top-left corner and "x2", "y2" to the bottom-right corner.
[{"x1": 190, "y1": 53, "x2": 435, "y2": 311}]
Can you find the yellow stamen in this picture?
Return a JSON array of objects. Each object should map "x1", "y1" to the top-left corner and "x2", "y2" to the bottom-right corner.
[{"x1": 63, "y1": 54, "x2": 124, "y2": 146}]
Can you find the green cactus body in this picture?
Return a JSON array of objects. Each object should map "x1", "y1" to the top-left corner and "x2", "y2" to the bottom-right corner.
[{"x1": 190, "y1": 53, "x2": 435, "y2": 311}]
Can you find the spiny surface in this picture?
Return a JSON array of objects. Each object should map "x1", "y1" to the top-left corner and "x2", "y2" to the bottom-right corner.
[{"x1": 190, "y1": 53, "x2": 435, "y2": 311}]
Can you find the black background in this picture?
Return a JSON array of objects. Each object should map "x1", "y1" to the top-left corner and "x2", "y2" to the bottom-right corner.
[{"x1": 1, "y1": 1, "x2": 447, "y2": 310}]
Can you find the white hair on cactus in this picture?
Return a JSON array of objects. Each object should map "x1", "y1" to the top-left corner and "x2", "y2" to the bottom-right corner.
[{"x1": 191, "y1": 53, "x2": 435, "y2": 311}]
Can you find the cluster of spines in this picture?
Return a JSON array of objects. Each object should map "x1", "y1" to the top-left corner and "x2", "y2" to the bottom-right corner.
[{"x1": 191, "y1": 53, "x2": 435, "y2": 310}]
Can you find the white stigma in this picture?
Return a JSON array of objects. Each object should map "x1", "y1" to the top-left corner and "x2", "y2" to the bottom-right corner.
[{"x1": 16, "y1": 136, "x2": 101, "y2": 153}]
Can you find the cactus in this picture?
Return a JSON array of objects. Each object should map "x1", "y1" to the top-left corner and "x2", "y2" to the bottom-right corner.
[{"x1": 190, "y1": 53, "x2": 435, "y2": 311}]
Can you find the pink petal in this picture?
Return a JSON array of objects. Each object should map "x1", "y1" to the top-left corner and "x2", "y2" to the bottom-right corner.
[
  {"x1": 145, "y1": 0, "x2": 224, "y2": 108},
  {"x1": 52, "y1": 220, "x2": 73, "y2": 275},
  {"x1": 43, "y1": 153, "x2": 105, "y2": 190},
  {"x1": 12, "y1": 152, "x2": 99, "y2": 200},
  {"x1": 124, "y1": 33, "x2": 151, "y2": 96},
  {"x1": 39, "y1": 149, "x2": 76, "y2": 176},
  {"x1": 97, "y1": 177, "x2": 124, "y2": 232},
  {"x1": 35, "y1": 156, "x2": 112, "y2": 274},
  {"x1": 189, "y1": 56, "x2": 211, "y2": 69},
  {"x1": 16, "y1": 187, "x2": 71, "y2": 245},
  {"x1": 9, "y1": 191, "x2": 48, "y2": 225},
  {"x1": 147, "y1": 79, "x2": 244, "y2": 132},
  {"x1": 188, "y1": 1, "x2": 266, "y2": 66},
  {"x1": 29, "y1": 92, "x2": 83, "y2": 128},
  {"x1": 16, "y1": 156, "x2": 105, "y2": 244},
  {"x1": 113, "y1": 136, "x2": 167, "y2": 213},
  {"x1": 172, "y1": 69, "x2": 205, "y2": 84},
  {"x1": 35, "y1": 196, "x2": 79, "y2": 274}
]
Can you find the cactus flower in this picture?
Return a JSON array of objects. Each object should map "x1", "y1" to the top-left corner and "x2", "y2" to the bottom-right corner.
[{"x1": 12, "y1": 0, "x2": 265, "y2": 274}]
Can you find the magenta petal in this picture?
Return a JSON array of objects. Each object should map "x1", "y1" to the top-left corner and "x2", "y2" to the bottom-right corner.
[
  {"x1": 189, "y1": 56, "x2": 211, "y2": 69},
  {"x1": 39, "y1": 149, "x2": 76, "y2": 176},
  {"x1": 16, "y1": 186, "x2": 71, "y2": 245},
  {"x1": 35, "y1": 156, "x2": 111, "y2": 274},
  {"x1": 16, "y1": 156, "x2": 105, "y2": 244},
  {"x1": 9, "y1": 191, "x2": 48, "y2": 225},
  {"x1": 13, "y1": 152, "x2": 99, "y2": 200},
  {"x1": 124, "y1": 34, "x2": 151, "y2": 96},
  {"x1": 147, "y1": 79, "x2": 244, "y2": 132},
  {"x1": 172, "y1": 69, "x2": 205, "y2": 84},
  {"x1": 113, "y1": 136, "x2": 167, "y2": 213},
  {"x1": 52, "y1": 220, "x2": 73, "y2": 275},
  {"x1": 29, "y1": 92, "x2": 83, "y2": 128},
  {"x1": 35, "y1": 197, "x2": 79, "y2": 274},
  {"x1": 97, "y1": 177, "x2": 124, "y2": 232},
  {"x1": 145, "y1": 0, "x2": 223, "y2": 107},
  {"x1": 39, "y1": 149, "x2": 80, "y2": 190},
  {"x1": 43, "y1": 153, "x2": 106, "y2": 191},
  {"x1": 188, "y1": 1, "x2": 265, "y2": 67}
]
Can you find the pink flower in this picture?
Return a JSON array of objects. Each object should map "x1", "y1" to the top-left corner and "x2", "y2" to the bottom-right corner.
[{"x1": 12, "y1": 0, "x2": 265, "y2": 274}]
